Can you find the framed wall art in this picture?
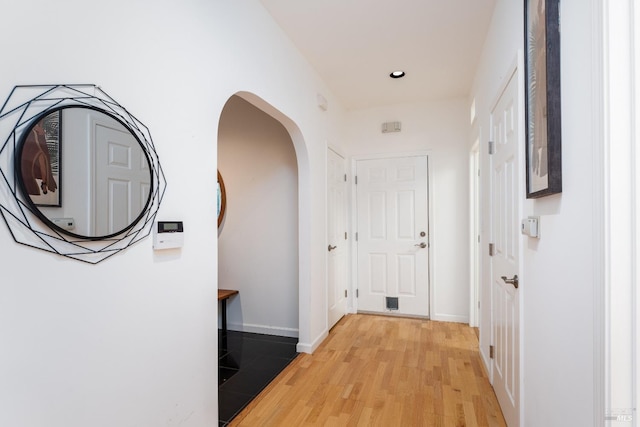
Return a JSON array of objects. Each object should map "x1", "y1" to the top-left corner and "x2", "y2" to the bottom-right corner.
[
  {"x1": 20, "y1": 110, "x2": 61, "y2": 207},
  {"x1": 524, "y1": 0, "x2": 562, "y2": 198}
]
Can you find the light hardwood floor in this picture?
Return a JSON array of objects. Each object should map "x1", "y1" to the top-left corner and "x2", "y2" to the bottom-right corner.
[{"x1": 229, "y1": 314, "x2": 506, "y2": 427}]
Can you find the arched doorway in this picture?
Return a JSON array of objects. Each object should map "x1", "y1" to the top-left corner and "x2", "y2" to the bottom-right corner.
[
  {"x1": 217, "y1": 94, "x2": 301, "y2": 337},
  {"x1": 216, "y1": 92, "x2": 311, "y2": 424}
]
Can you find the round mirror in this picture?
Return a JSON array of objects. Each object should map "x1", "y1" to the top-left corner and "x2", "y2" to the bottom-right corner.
[
  {"x1": 217, "y1": 170, "x2": 226, "y2": 227},
  {"x1": 15, "y1": 106, "x2": 153, "y2": 240}
]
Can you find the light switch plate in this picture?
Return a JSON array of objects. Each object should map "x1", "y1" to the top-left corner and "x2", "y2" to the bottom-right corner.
[{"x1": 521, "y1": 216, "x2": 539, "y2": 238}]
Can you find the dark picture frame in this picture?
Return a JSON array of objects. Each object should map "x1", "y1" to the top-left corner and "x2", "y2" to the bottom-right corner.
[
  {"x1": 20, "y1": 110, "x2": 61, "y2": 207},
  {"x1": 524, "y1": 0, "x2": 562, "y2": 198}
]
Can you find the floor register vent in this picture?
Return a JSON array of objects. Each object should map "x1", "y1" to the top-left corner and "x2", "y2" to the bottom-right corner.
[{"x1": 386, "y1": 297, "x2": 399, "y2": 311}]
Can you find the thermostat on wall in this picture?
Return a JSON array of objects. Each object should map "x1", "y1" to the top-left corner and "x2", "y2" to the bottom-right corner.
[{"x1": 153, "y1": 221, "x2": 184, "y2": 250}]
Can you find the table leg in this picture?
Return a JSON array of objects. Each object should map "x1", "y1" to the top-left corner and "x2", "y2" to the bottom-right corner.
[{"x1": 221, "y1": 299, "x2": 227, "y2": 332}]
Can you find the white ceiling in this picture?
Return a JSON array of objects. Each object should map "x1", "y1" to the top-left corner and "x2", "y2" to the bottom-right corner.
[{"x1": 259, "y1": 0, "x2": 497, "y2": 111}]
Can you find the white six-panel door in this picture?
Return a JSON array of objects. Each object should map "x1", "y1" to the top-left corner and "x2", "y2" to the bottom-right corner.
[
  {"x1": 356, "y1": 156, "x2": 429, "y2": 317},
  {"x1": 490, "y1": 68, "x2": 521, "y2": 427},
  {"x1": 94, "y1": 121, "x2": 150, "y2": 236},
  {"x1": 328, "y1": 148, "x2": 348, "y2": 328}
]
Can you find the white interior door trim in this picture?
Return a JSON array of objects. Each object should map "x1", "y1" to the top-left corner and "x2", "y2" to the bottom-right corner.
[
  {"x1": 601, "y1": 0, "x2": 637, "y2": 421},
  {"x1": 350, "y1": 150, "x2": 434, "y2": 316},
  {"x1": 516, "y1": 50, "x2": 527, "y2": 427},
  {"x1": 591, "y1": 0, "x2": 606, "y2": 423},
  {"x1": 469, "y1": 140, "x2": 480, "y2": 328}
]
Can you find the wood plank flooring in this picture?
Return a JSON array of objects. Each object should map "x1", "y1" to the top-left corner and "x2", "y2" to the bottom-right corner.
[{"x1": 229, "y1": 314, "x2": 506, "y2": 426}]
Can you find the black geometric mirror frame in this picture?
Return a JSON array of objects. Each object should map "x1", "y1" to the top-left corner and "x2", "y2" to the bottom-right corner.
[{"x1": 0, "y1": 84, "x2": 166, "y2": 264}]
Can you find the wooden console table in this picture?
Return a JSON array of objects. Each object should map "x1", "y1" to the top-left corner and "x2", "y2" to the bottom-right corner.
[{"x1": 218, "y1": 289, "x2": 239, "y2": 333}]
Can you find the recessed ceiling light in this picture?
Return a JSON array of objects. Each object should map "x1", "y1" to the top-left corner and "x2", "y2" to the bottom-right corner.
[{"x1": 390, "y1": 70, "x2": 406, "y2": 79}]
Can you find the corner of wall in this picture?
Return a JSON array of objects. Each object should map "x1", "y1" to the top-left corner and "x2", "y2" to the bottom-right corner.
[{"x1": 296, "y1": 329, "x2": 328, "y2": 354}]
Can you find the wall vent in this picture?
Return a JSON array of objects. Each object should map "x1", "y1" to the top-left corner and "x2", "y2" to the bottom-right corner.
[{"x1": 381, "y1": 121, "x2": 401, "y2": 133}]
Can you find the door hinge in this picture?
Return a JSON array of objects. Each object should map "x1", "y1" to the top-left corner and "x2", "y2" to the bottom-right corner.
[
  {"x1": 490, "y1": 345, "x2": 495, "y2": 359},
  {"x1": 355, "y1": 176, "x2": 358, "y2": 185},
  {"x1": 344, "y1": 232, "x2": 347, "y2": 240},
  {"x1": 344, "y1": 174, "x2": 347, "y2": 182},
  {"x1": 344, "y1": 289, "x2": 347, "y2": 298},
  {"x1": 488, "y1": 140, "x2": 495, "y2": 155},
  {"x1": 489, "y1": 243, "x2": 495, "y2": 256},
  {"x1": 355, "y1": 232, "x2": 358, "y2": 241},
  {"x1": 356, "y1": 289, "x2": 359, "y2": 298}
]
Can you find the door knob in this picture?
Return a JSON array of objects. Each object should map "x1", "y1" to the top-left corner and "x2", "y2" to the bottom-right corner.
[
  {"x1": 501, "y1": 275, "x2": 519, "y2": 289},
  {"x1": 328, "y1": 245, "x2": 337, "y2": 251},
  {"x1": 414, "y1": 242, "x2": 427, "y2": 249}
]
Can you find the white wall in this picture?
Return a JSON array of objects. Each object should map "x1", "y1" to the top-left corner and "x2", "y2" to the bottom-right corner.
[
  {"x1": 0, "y1": 0, "x2": 343, "y2": 425},
  {"x1": 346, "y1": 99, "x2": 470, "y2": 322},
  {"x1": 218, "y1": 95, "x2": 298, "y2": 337},
  {"x1": 472, "y1": 0, "x2": 601, "y2": 425}
]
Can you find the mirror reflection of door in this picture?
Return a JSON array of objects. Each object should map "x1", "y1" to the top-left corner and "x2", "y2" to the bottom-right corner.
[{"x1": 93, "y1": 115, "x2": 151, "y2": 237}]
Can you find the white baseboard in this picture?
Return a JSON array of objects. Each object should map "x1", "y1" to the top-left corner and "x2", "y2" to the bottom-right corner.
[
  {"x1": 226, "y1": 323, "x2": 329, "y2": 355},
  {"x1": 227, "y1": 322, "x2": 298, "y2": 338},
  {"x1": 296, "y1": 329, "x2": 328, "y2": 354},
  {"x1": 430, "y1": 313, "x2": 470, "y2": 324}
]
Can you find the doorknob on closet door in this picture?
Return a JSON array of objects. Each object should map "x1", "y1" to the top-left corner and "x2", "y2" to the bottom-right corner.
[
  {"x1": 501, "y1": 275, "x2": 519, "y2": 289},
  {"x1": 414, "y1": 242, "x2": 427, "y2": 249},
  {"x1": 328, "y1": 245, "x2": 337, "y2": 251}
]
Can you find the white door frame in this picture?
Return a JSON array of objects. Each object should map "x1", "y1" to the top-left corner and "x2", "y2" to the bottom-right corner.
[
  {"x1": 469, "y1": 140, "x2": 481, "y2": 327},
  {"x1": 350, "y1": 151, "x2": 433, "y2": 316},
  {"x1": 600, "y1": 0, "x2": 638, "y2": 422}
]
